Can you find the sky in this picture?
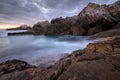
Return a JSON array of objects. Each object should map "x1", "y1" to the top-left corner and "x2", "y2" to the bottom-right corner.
[{"x1": 0, "y1": 0, "x2": 118, "y2": 29}]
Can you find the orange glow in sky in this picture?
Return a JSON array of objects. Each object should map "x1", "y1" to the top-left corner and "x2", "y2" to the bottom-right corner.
[{"x1": 0, "y1": 23, "x2": 20, "y2": 29}]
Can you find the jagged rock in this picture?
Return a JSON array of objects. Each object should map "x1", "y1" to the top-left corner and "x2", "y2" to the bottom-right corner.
[
  {"x1": 45, "y1": 22, "x2": 71, "y2": 35},
  {"x1": 32, "y1": 0, "x2": 120, "y2": 36},
  {"x1": 0, "y1": 59, "x2": 34, "y2": 76},
  {"x1": 51, "y1": 17, "x2": 65, "y2": 24},
  {"x1": 77, "y1": 0, "x2": 120, "y2": 35},
  {"x1": 32, "y1": 21, "x2": 50, "y2": 35}
]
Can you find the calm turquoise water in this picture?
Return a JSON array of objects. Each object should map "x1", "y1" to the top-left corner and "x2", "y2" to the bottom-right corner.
[{"x1": 0, "y1": 30, "x2": 95, "y2": 66}]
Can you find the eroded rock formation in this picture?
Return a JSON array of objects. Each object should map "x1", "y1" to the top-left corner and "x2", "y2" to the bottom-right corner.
[{"x1": 32, "y1": 0, "x2": 120, "y2": 36}]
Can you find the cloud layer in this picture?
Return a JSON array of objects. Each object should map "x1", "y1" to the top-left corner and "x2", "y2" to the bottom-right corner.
[{"x1": 0, "y1": 0, "x2": 117, "y2": 29}]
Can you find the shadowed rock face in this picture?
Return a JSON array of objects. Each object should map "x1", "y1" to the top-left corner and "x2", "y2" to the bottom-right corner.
[
  {"x1": 32, "y1": 16, "x2": 79, "y2": 35},
  {"x1": 32, "y1": 0, "x2": 120, "y2": 36}
]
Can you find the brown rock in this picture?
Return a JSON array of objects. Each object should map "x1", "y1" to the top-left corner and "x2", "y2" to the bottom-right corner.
[
  {"x1": 87, "y1": 25, "x2": 103, "y2": 35},
  {"x1": 0, "y1": 67, "x2": 47, "y2": 80},
  {"x1": 32, "y1": 21, "x2": 50, "y2": 35},
  {"x1": 71, "y1": 26, "x2": 86, "y2": 36},
  {"x1": 74, "y1": 53, "x2": 104, "y2": 62},
  {"x1": 86, "y1": 37, "x2": 120, "y2": 54},
  {"x1": 88, "y1": 29, "x2": 120, "y2": 39},
  {"x1": 0, "y1": 59, "x2": 34, "y2": 76},
  {"x1": 58, "y1": 55, "x2": 120, "y2": 80}
]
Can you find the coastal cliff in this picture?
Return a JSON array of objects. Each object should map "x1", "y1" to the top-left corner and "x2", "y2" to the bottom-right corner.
[
  {"x1": 7, "y1": 0, "x2": 120, "y2": 36},
  {"x1": 32, "y1": 0, "x2": 120, "y2": 36}
]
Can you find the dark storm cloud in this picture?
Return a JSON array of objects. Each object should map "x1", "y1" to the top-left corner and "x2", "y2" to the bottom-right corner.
[{"x1": 0, "y1": 0, "x2": 118, "y2": 28}]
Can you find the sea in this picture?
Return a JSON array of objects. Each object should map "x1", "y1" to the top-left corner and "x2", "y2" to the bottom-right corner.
[{"x1": 0, "y1": 30, "x2": 95, "y2": 66}]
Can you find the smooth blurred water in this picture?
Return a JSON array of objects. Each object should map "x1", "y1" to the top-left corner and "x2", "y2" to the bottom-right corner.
[
  {"x1": 0, "y1": 30, "x2": 7, "y2": 37},
  {"x1": 0, "y1": 30, "x2": 95, "y2": 66}
]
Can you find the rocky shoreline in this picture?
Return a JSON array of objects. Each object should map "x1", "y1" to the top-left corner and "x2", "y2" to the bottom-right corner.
[
  {"x1": 7, "y1": 0, "x2": 120, "y2": 36},
  {"x1": 0, "y1": 36, "x2": 120, "y2": 80},
  {"x1": 31, "y1": 0, "x2": 120, "y2": 36},
  {"x1": 0, "y1": 0, "x2": 120, "y2": 80}
]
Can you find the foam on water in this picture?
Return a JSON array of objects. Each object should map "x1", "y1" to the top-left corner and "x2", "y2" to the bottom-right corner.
[{"x1": 0, "y1": 35, "x2": 96, "y2": 66}]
